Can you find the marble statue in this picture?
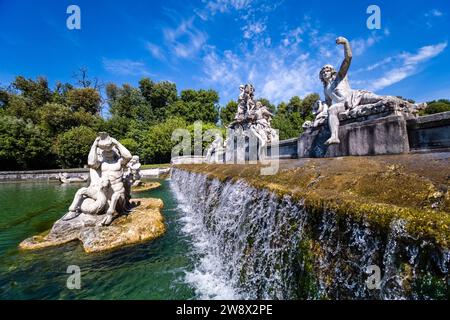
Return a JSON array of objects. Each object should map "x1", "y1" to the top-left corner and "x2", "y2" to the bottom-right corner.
[
  {"x1": 63, "y1": 132, "x2": 132, "y2": 226},
  {"x1": 205, "y1": 84, "x2": 279, "y2": 163},
  {"x1": 317, "y1": 36, "x2": 426, "y2": 145},
  {"x1": 126, "y1": 155, "x2": 143, "y2": 187},
  {"x1": 58, "y1": 172, "x2": 88, "y2": 184}
]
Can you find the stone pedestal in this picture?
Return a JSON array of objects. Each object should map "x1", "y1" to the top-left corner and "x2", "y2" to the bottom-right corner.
[
  {"x1": 19, "y1": 198, "x2": 165, "y2": 253},
  {"x1": 298, "y1": 113, "x2": 411, "y2": 158}
]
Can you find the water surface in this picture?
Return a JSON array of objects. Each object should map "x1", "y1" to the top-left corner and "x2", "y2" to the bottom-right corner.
[{"x1": 0, "y1": 180, "x2": 196, "y2": 300}]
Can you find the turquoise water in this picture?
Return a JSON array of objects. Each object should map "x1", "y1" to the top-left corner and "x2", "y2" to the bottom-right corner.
[{"x1": 0, "y1": 180, "x2": 196, "y2": 300}]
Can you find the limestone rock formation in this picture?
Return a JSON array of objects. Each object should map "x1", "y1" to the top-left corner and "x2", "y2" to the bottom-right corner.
[{"x1": 19, "y1": 198, "x2": 165, "y2": 253}]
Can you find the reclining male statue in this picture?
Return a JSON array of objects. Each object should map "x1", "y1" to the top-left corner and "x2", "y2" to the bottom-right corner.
[{"x1": 318, "y1": 36, "x2": 426, "y2": 145}]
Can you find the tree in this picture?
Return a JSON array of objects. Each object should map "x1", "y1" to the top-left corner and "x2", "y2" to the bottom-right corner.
[
  {"x1": 12, "y1": 76, "x2": 52, "y2": 109},
  {"x1": 300, "y1": 93, "x2": 320, "y2": 119},
  {"x1": 107, "y1": 83, "x2": 150, "y2": 122},
  {"x1": 220, "y1": 100, "x2": 238, "y2": 126},
  {"x1": 120, "y1": 138, "x2": 139, "y2": 156},
  {"x1": 54, "y1": 126, "x2": 97, "y2": 168},
  {"x1": 0, "y1": 115, "x2": 53, "y2": 170},
  {"x1": 167, "y1": 89, "x2": 219, "y2": 123},
  {"x1": 52, "y1": 81, "x2": 74, "y2": 104},
  {"x1": 141, "y1": 117, "x2": 187, "y2": 164},
  {"x1": 421, "y1": 99, "x2": 450, "y2": 115},
  {"x1": 66, "y1": 88, "x2": 101, "y2": 114},
  {"x1": 258, "y1": 98, "x2": 276, "y2": 114},
  {"x1": 73, "y1": 67, "x2": 103, "y2": 90},
  {"x1": 38, "y1": 103, "x2": 77, "y2": 135},
  {"x1": 103, "y1": 116, "x2": 133, "y2": 140},
  {"x1": 272, "y1": 112, "x2": 304, "y2": 140},
  {"x1": 139, "y1": 79, "x2": 178, "y2": 121}
]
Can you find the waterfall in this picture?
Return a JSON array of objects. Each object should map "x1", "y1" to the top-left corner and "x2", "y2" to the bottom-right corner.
[{"x1": 170, "y1": 168, "x2": 450, "y2": 300}]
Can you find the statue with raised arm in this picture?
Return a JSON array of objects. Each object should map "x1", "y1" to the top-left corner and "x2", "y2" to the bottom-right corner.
[
  {"x1": 63, "y1": 132, "x2": 132, "y2": 226},
  {"x1": 319, "y1": 37, "x2": 426, "y2": 145}
]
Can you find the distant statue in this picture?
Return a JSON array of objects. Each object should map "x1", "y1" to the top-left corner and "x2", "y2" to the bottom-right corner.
[
  {"x1": 63, "y1": 132, "x2": 132, "y2": 226},
  {"x1": 126, "y1": 155, "x2": 143, "y2": 187},
  {"x1": 318, "y1": 36, "x2": 426, "y2": 145},
  {"x1": 58, "y1": 172, "x2": 88, "y2": 184}
]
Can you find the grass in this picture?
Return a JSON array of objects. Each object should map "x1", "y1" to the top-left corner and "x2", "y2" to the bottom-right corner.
[{"x1": 140, "y1": 163, "x2": 171, "y2": 169}]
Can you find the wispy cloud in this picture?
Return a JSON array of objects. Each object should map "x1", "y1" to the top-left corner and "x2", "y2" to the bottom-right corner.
[
  {"x1": 197, "y1": 0, "x2": 254, "y2": 19},
  {"x1": 425, "y1": 9, "x2": 444, "y2": 17},
  {"x1": 102, "y1": 58, "x2": 151, "y2": 76},
  {"x1": 242, "y1": 20, "x2": 267, "y2": 39},
  {"x1": 365, "y1": 42, "x2": 447, "y2": 91},
  {"x1": 146, "y1": 42, "x2": 166, "y2": 61},
  {"x1": 162, "y1": 17, "x2": 207, "y2": 59}
]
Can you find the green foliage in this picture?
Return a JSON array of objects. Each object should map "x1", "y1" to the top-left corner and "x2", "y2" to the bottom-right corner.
[
  {"x1": 272, "y1": 112, "x2": 305, "y2": 140},
  {"x1": 167, "y1": 89, "x2": 219, "y2": 123},
  {"x1": 271, "y1": 93, "x2": 319, "y2": 140},
  {"x1": 220, "y1": 100, "x2": 238, "y2": 126},
  {"x1": 12, "y1": 76, "x2": 52, "y2": 108},
  {"x1": 65, "y1": 88, "x2": 101, "y2": 114},
  {"x1": 107, "y1": 83, "x2": 150, "y2": 121},
  {"x1": 38, "y1": 103, "x2": 76, "y2": 135},
  {"x1": 0, "y1": 116, "x2": 53, "y2": 170},
  {"x1": 257, "y1": 98, "x2": 276, "y2": 114},
  {"x1": 54, "y1": 126, "x2": 97, "y2": 168},
  {"x1": 187, "y1": 122, "x2": 226, "y2": 153},
  {"x1": 421, "y1": 99, "x2": 450, "y2": 115},
  {"x1": 120, "y1": 138, "x2": 139, "y2": 156},
  {"x1": 103, "y1": 116, "x2": 132, "y2": 140},
  {"x1": 139, "y1": 78, "x2": 178, "y2": 121},
  {"x1": 142, "y1": 117, "x2": 187, "y2": 164}
]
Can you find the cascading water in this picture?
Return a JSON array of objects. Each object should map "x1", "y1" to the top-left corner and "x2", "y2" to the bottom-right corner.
[{"x1": 170, "y1": 168, "x2": 450, "y2": 300}]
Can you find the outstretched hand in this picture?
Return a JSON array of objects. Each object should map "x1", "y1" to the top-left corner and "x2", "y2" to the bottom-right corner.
[{"x1": 336, "y1": 37, "x2": 348, "y2": 45}]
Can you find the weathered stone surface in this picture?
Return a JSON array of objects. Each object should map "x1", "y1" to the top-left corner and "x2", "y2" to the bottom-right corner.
[
  {"x1": 407, "y1": 111, "x2": 450, "y2": 151},
  {"x1": 131, "y1": 182, "x2": 161, "y2": 193},
  {"x1": 298, "y1": 114, "x2": 410, "y2": 157},
  {"x1": 19, "y1": 198, "x2": 165, "y2": 253}
]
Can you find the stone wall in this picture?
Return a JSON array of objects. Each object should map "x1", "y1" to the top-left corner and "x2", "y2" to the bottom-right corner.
[
  {"x1": 0, "y1": 168, "x2": 89, "y2": 182},
  {"x1": 407, "y1": 111, "x2": 450, "y2": 151}
]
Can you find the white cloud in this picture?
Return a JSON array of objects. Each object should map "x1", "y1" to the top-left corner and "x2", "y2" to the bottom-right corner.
[
  {"x1": 163, "y1": 18, "x2": 207, "y2": 59},
  {"x1": 204, "y1": 0, "x2": 253, "y2": 16},
  {"x1": 102, "y1": 58, "x2": 151, "y2": 76},
  {"x1": 201, "y1": 33, "x2": 320, "y2": 104},
  {"x1": 146, "y1": 42, "x2": 166, "y2": 61},
  {"x1": 425, "y1": 9, "x2": 443, "y2": 17},
  {"x1": 366, "y1": 42, "x2": 447, "y2": 91},
  {"x1": 242, "y1": 20, "x2": 267, "y2": 39},
  {"x1": 350, "y1": 32, "x2": 386, "y2": 56}
]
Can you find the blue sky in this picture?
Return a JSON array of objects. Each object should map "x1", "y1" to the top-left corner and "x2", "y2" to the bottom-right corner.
[{"x1": 0, "y1": 0, "x2": 449, "y2": 106}]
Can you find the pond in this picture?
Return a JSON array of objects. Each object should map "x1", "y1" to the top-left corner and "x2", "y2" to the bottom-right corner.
[{"x1": 0, "y1": 179, "x2": 197, "y2": 300}]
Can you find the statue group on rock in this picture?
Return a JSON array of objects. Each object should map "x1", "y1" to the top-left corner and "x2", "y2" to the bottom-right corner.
[{"x1": 63, "y1": 132, "x2": 142, "y2": 226}]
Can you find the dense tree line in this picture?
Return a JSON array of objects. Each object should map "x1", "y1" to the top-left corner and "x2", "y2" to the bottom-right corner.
[
  {"x1": 0, "y1": 73, "x2": 449, "y2": 170},
  {"x1": 0, "y1": 74, "x2": 221, "y2": 170}
]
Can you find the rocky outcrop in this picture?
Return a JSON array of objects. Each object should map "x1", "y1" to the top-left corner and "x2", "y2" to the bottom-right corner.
[
  {"x1": 19, "y1": 198, "x2": 165, "y2": 253},
  {"x1": 131, "y1": 182, "x2": 161, "y2": 193}
]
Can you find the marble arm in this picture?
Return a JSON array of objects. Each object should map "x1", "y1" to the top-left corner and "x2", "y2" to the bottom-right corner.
[
  {"x1": 111, "y1": 138, "x2": 132, "y2": 165},
  {"x1": 337, "y1": 37, "x2": 352, "y2": 79},
  {"x1": 87, "y1": 137, "x2": 101, "y2": 169}
]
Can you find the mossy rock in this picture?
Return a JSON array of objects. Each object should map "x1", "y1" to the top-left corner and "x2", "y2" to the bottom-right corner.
[{"x1": 176, "y1": 153, "x2": 450, "y2": 248}]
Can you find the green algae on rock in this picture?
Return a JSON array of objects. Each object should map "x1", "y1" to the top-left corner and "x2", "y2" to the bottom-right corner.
[
  {"x1": 131, "y1": 182, "x2": 162, "y2": 193},
  {"x1": 19, "y1": 198, "x2": 166, "y2": 253},
  {"x1": 176, "y1": 153, "x2": 450, "y2": 248}
]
